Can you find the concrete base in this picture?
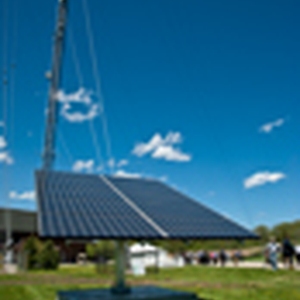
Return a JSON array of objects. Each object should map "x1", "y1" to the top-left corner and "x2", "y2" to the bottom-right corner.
[{"x1": 57, "y1": 285, "x2": 199, "y2": 300}]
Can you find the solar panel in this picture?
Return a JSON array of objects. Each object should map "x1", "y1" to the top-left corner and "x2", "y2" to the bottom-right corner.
[
  {"x1": 36, "y1": 171, "x2": 161, "y2": 239},
  {"x1": 109, "y1": 177, "x2": 254, "y2": 239},
  {"x1": 35, "y1": 170, "x2": 257, "y2": 239}
]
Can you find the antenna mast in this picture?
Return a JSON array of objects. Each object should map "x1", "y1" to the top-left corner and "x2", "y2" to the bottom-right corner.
[{"x1": 43, "y1": 0, "x2": 68, "y2": 170}]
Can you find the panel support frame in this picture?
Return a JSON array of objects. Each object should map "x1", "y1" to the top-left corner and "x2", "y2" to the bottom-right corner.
[{"x1": 110, "y1": 240, "x2": 131, "y2": 295}]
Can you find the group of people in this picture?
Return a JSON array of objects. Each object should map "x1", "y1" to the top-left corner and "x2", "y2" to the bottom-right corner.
[
  {"x1": 265, "y1": 237, "x2": 300, "y2": 270},
  {"x1": 184, "y1": 249, "x2": 242, "y2": 267}
]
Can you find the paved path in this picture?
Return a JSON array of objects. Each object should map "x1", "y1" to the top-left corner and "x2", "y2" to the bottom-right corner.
[{"x1": 206, "y1": 260, "x2": 300, "y2": 270}]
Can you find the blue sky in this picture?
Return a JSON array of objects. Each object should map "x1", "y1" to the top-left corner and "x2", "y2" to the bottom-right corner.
[{"x1": 0, "y1": 0, "x2": 299, "y2": 229}]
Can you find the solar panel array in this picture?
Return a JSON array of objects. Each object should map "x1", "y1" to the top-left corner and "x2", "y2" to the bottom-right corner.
[{"x1": 35, "y1": 170, "x2": 257, "y2": 239}]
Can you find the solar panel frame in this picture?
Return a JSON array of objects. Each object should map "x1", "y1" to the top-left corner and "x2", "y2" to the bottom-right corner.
[{"x1": 35, "y1": 170, "x2": 258, "y2": 240}]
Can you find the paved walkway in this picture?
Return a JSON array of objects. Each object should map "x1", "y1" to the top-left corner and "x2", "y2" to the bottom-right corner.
[{"x1": 205, "y1": 260, "x2": 300, "y2": 270}]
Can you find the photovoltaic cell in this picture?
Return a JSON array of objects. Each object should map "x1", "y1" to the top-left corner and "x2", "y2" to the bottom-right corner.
[
  {"x1": 35, "y1": 170, "x2": 257, "y2": 239},
  {"x1": 108, "y1": 177, "x2": 255, "y2": 239},
  {"x1": 36, "y1": 171, "x2": 161, "y2": 239}
]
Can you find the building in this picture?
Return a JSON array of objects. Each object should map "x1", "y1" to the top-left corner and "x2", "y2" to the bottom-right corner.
[
  {"x1": 129, "y1": 243, "x2": 185, "y2": 276},
  {"x1": 0, "y1": 208, "x2": 37, "y2": 249},
  {"x1": 0, "y1": 208, "x2": 85, "y2": 263}
]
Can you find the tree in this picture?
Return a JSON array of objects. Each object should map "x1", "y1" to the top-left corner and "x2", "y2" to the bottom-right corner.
[
  {"x1": 38, "y1": 240, "x2": 59, "y2": 270},
  {"x1": 86, "y1": 240, "x2": 114, "y2": 263},
  {"x1": 96, "y1": 240, "x2": 115, "y2": 263},
  {"x1": 86, "y1": 243, "x2": 97, "y2": 261},
  {"x1": 255, "y1": 225, "x2": 270, "y2": 242},
  {"x1": 155, "y1": 240, "x2": 189, "y2": 254},
  {"x1": 24, "y1": 236, "x2": 40, "y2": 270}
]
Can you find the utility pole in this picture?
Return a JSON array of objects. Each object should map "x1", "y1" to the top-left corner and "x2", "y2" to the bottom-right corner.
[
  {"x1": 2, "y1": 67, "x2": 13, "y2": 268},
  {"x1": 43, "y1": 0, "x2": 68, "y2": 170}
]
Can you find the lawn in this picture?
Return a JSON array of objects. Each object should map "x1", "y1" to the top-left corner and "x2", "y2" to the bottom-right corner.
[{"x1": 0, "y1": 265, "x2": 300, "y2": 300}]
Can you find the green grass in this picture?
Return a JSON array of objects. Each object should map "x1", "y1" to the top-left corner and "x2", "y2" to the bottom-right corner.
[{"x1": 1, "y1": 265, "x2": 300, "y2": 299}]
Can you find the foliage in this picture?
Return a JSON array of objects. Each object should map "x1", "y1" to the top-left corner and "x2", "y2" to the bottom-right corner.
[
  {"x1": 23, "y1": 237, "x2": 59, "y2": 270},
  {"x1": 23, "y1": 236, "x2": 40, "y2": 270},
  {"x1": 86, "y1": 243, "x2": 97, "y2": 260},
  {"x1": 153, "y1": 239, "x2": 247, "y2": 254},
  {"x1": 153, "y1": 240, "x2": 187, "y2": 254},
  {"x1": 254, "y1": 225, "x2": 270, "y2": 242},
  {"x1": 272, "y1": 220, "x2": 300, "y2": 242},
  {"x1": 38, "y1": 240, "x2": 59, "y2": 270},
  {"x1": 256, "y1": 220, "x2": 300, "y2": 243},
  {"x1": 85, "y1": 240, "x2": 114, "y2": 263}
]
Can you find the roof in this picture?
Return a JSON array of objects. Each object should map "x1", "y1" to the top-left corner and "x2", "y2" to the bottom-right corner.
[{"x1": 35, "y1": 170, "x2": 257, "y2": 240}]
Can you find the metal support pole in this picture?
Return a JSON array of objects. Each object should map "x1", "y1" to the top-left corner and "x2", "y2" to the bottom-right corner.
[
  {"x1": 111, "y1": 241, "x2": 131, "y2": 295},
  {"x1": 2, "y1": 68, "x2": 13, "y2": 268},
  {"x1": 42, "y1": 0, "x2": 68, "y2": 170}
]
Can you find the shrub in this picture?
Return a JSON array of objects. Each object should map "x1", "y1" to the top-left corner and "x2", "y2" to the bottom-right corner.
[
  {"x1": 38, "y1": 240, "x2": 59, "y2": 270},
  {"x1": 24, "y1": 236, "x2": 40, "y2": 270},
  {"x1": 23, "y1": 237, "x2": 59, "y2": 270},
  {"x1": 86, "y1": 243, "x2": 97, "y2": 261},
  {"x1": 86, "y1": 240, "x2": 114, "y2": 263}
]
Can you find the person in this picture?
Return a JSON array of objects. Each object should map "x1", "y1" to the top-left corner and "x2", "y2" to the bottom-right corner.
[
  {"x1": 200, "y1": 251, "x2": 210, "y2": 265},
  {"x1": 265, "y1": 237, "x2": 279, "y2": 270},
  {"x1": 219, "y1": 249, "x2": 227, "y2": 267},
  {"x1": 232, "y1": 249, "x2": 242, "y2": 267},
  {"x1": 183, "y1": 252, "x2": 192, "y2": 265},
  {"x1": 295, "y1": 245, "x2": 300, "y2": 266},
  {"x1": 209, "y1": 251, "x2": 218, "y2": 265},
  {"x1": 282, "y1": 237, "x2": 295, "y2": 270}
]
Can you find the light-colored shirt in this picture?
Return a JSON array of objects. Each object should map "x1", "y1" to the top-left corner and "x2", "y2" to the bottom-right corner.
[{"x1": 266, "y1": 242, "x2": 278, "y2": 255}]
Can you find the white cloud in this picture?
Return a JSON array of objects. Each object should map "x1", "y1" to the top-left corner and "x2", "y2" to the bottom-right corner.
[
  {"x1": 259, "y1": 118, "x2": 285, "y2": 133},
  {"x1": 164, "y1": 132, "x2": 182, "y2": 144},
  {"x1": 0, "y1": 121, "x2": 4, "y2": 127},
  {"x1": 114, "y1": 170, "x2": 141, "y2": 179},
  {"x1": 132, "y1": 131, "x2": 191, "y2": 162},
  {"x1": 56, "y1": 88, "x2": 93, "y2": 105},
  {"x1": 72, "y1": 159, "x2": 94, "y2": 173},
  {"x1": 133, "y1": 133, "x2": 164, "y2": 157},
  {"x1": 61, "y1": 103, "x2": 99, "y2": 123},
  {"x1": 117, "y1": 159, "x2": 129, "y2": 167},
  {"x1": 57, "y1": 88, "x2": 99, "y2": 123},
  {"x1": 0, "y1": 136, "x2": 7, "y2": 149},
  {"x1": 0, "y1": 152, "x2": 14, "y2": 165},
  {"x1": 0, "y1": 136, "x2": 13, "y2": 164},
  {"x1": 244, "y1": 171, "x2": 286, "y2": 189},
  {"x1": 152, "y1": 145, "x2": 191, "y2": 162},
  {"x1": 9, "y1": 191, "x2": 35, "y2": 201}
]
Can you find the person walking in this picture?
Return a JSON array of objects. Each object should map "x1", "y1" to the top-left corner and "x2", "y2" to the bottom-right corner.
[
  {"x1": 265, "y1": 237, "x2": 279, "y2": 271},
  {"x1": 219, "y1": 249, "x2": 227, "y2": 267},
  {"x1": 282, "y1": 237, "x2": 295, "y2": 270},
  {"x1": 232, "y1": 249, "x2": 242, "y2": 267},
  {"x1": 295, "y1": 245, "x2": 300, "y2": 266}
]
